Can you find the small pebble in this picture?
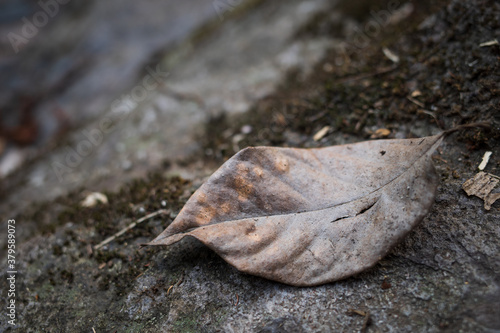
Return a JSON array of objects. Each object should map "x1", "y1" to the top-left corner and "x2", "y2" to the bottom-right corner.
[{"x1": 241, "y1": 125, "x2": 253, "y2": 134}]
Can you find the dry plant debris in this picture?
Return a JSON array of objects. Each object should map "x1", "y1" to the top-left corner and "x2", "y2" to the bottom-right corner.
[
  {"x1": 94, "y1": 209, "x2": 168, "y2": 250},
  {"x1": 80, "y1": 192, "x2": 108, "y2": 207},
  {"x1": 462, "y1": 172, "x2": 500, "y2": 210},
  {"x1": 479, "y1": 39, "x2": 499, "y2": 47},
  {"x1": 146, "y1": 126, "x2": 488, "y2": 286},
  {"x1": 382, "y1": 47, "x2": 400, "y2": 63},
  {"x1": 313, "y1": 126, "x2": 331, "y2": 141},
  {"x1": 478, "y1": 151, "x2": 492, "y2": 171}
]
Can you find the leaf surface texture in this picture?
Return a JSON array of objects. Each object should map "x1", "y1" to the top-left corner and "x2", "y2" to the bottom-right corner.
[{"x1": 147, "y1": 134, "x2": 444, "y2": 286}]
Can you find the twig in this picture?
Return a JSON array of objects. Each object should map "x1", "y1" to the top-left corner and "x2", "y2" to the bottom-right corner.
[
  {"x1": 416, "y1": 109, "x2": 441, "y2": 127},
  {"x1": 175, "y1": 273, "x2": 184, "y2": 287},
  {"x1": 360, "y1": 312, "x2": 371, "y2": 333},
  {"x1": 94, "y1": 209, "x2": 168, "y2": 250},
  {"x1": 406, "y1": 96, "x2": 425, "y2": 108},
  {"x1": 478, "y1": 151, "x2": 492, "y2": 171},
  {"x1": 166, "y1": 273, "x2": 184, "y2": 295},
  {"x1": 337, "y1": 65, "x2": 398, "y2": 84},
  {"x1": 347, "y1": 309, "x2": 371, "y2": 333},
  {"x1": 479, "y1": 39, "x2": 499, "y2": 47},
  {"x1": 443, "y1": 122, "x2": 491, "y2": 137}
]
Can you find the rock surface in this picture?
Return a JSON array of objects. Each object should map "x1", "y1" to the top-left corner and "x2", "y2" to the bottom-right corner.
[{"x1": 1, "y1": 0, "x2": 499, "y2": 332}]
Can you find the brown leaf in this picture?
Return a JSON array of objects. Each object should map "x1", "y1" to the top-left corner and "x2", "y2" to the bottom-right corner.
[
  {"x1": 145, "y1": 131, "x2": 454, "y2": 286},
  {"x1": 462, "y1": 172, "x2": 500, "y2": 210}
]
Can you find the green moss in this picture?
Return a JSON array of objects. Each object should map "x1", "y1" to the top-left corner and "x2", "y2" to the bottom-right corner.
[
  {"x1": 37, "y1": 281, "x2": 55, "y2": 300},
  {"x1": 172, "y1": 312, "x2": 201, "y2": 333},
  {"x1": 171, "y1": 309, "x2": 218, "y2": 333}
]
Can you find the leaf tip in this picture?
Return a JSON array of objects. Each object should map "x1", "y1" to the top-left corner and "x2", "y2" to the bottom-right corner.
[{"x1": 143, "y1": 233, "x2": 187, "y2": 247}]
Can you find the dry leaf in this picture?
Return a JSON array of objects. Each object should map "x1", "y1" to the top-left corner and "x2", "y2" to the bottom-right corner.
[
  {"x1": 462, "y1": 172, "x2": 500, "y2": 210},
  {"x1": 146, "y1": 133, "x2": 454, "y2": 286},
  {"x1": 146, "y1": 125, "x2": 488, "y2": 286},
  {"x1": 370, "y1": 128, "x2": 391, "y2": 139}
]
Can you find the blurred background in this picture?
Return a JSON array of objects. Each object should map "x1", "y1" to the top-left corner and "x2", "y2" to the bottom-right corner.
[
  {"x1": 0, "y1": 0, "x2": 215, "y2": 176},
  {"x1": 0, "y1": 0, "x2": 334, "y2": 216}
]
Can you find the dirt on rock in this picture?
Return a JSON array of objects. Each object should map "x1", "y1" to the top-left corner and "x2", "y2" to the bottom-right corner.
[{"x1": 1, "y1": 0, "x2": 499, "y2": 332}]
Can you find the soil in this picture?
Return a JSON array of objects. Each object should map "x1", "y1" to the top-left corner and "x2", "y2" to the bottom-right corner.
[{"x1": 1, "y1": 0, "x2": 499, "y2": 332}]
